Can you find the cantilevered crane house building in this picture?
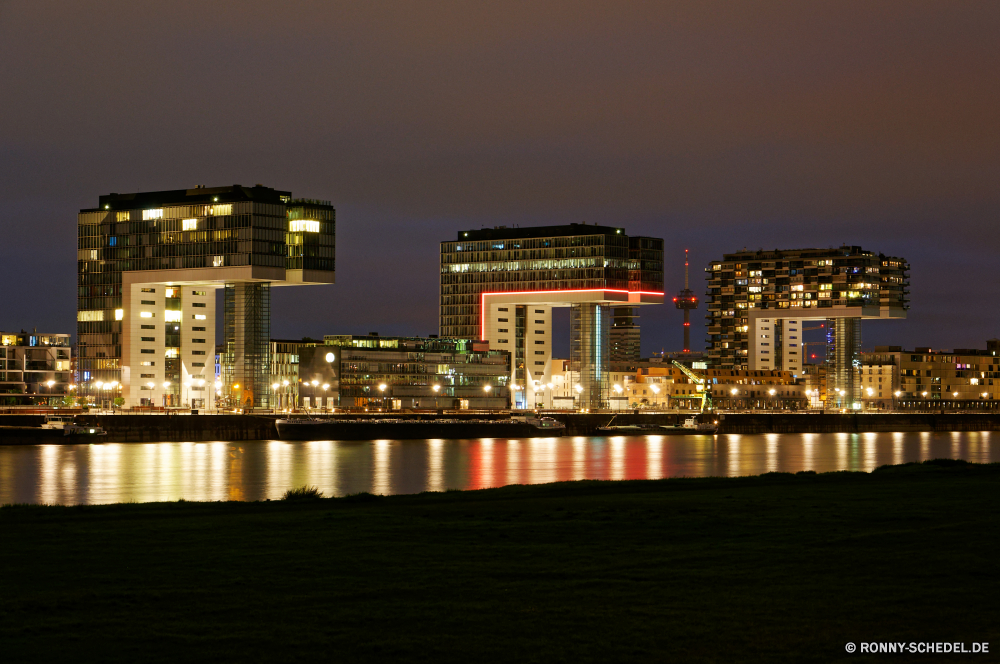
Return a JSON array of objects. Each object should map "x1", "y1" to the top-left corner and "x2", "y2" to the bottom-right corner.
[
  {"x1": 77, "y1": 185, "x2": 335, "y2": 409},
  {"x1": 440, "y1": 224, "x2": 663, "y2": 409}
]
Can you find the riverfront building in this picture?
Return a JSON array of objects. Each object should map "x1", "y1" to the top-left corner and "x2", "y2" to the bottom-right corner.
[
  {"x1": 540, "y1": 358, "x2": 805, "y2": 410},
  {"x1": 705, "y1": 246, "x2": 908, "y2": 407},
  {"x1": 440, "y1": 224, "x2": 663, "y2": 409},
  {"x1": 860, "y1": 340, "x2": 1000, "y2": 411},
  {"x1": 295, "y1": 334, "x2": 510, "y2": 410},
  {"x1": 0, "y1": 331, "x2": 73, "y2": 406},
  {"x1": 77, "y1": 185, "x2": 335, "y2": 409}
]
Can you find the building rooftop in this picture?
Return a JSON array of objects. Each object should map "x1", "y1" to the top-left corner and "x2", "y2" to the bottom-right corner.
[
  {"x1": 453, "y1": 223, "x2": 627, "y2": 242},
  {"x1": 85, "y1": 184, "x2": 294, "y2": 212}
]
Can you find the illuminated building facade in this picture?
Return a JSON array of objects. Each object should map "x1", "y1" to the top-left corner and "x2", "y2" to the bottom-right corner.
[
  {"x1": 77, "y1": 185, "x2": 335, "y2": 409},
  {"x1": 0, "y1": 331, "x2": 72, "y2": 406},
  {"x1": 705, "y1": 246, "x2": 908, "y2": 407},
  {"x1": 440, "y1": 224, "x2": 663, "y2": 409},
  {"x1": 296, "y1": 335, "x2": 510, "y2": 410},
  {"x1": 861, "y1": 340, "x2": 1000, "y2": 411}
]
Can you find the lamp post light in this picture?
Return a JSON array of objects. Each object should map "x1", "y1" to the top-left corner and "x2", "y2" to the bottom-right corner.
[
  {"x1": 378, "y1": 383, "x2": 387, "y2": 411},
  {"x1": 768, "y1": 388, "x2": 776, "y2": 413}
]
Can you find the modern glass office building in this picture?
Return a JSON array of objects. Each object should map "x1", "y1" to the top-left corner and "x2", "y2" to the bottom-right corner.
[
  {"x1": 77, "y1": 184, "x2": 335, "y2": 408},
  {"x1": 440, "y1": 224, "x2": 663, "y2": 408}
]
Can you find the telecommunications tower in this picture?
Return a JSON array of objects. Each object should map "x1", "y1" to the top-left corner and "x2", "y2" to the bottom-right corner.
[{"x1": 673, "y1": 249, "x2": 699, "y2": 353}]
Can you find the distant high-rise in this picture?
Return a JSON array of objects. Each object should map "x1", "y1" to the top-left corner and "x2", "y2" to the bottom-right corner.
[
  {"x1": 440, "y1": 224, "x2": 663, "y2": 408},
  {"x1": 704, "y1": 246, "x2": 908, "y2": 407},
  {"x1": 609, "y1": 307, "x2": 640, "y2": 362},
  {"x1": 77, "y1": 185, "x2": 335, "y2": 409}
]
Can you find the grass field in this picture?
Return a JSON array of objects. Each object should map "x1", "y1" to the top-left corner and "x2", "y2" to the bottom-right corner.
[{"x1": 3, "y1": 460, "x2": 999, "y2": 663}]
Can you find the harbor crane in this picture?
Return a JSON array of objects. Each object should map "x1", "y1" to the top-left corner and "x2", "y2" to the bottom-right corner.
[{"x1": 671, "y1": 360, "x2": 713, "y2": 413}]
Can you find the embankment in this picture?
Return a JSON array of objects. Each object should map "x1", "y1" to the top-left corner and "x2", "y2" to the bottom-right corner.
[{"x1": 2, "y1": 412, "x2": 1000, "y2": 444}]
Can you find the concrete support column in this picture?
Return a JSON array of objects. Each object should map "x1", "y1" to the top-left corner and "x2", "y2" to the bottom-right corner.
[
  {"x1": 223, "y1": 282, "x2": 272, "y2": 409},
  {"x1": 826, "y1": 317, "x2": 861, "y2": 409},
  {"x1": 570, "y1": 303, "x2": 609, "y2": 410}
]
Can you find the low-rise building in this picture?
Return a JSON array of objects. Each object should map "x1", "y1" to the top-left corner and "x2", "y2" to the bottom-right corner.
[
  {"x1": 296, "y1": 334, "x2": 511, "y2": 410},
  {"x1": 542, "y1": 357, "x2": 806, "y2": 411},
  {"x1": 0, "y1": 330, "x2": 74, "y2": 406},
  {"x1": 861, "y1": 341, "x2": 1000, "y2": 410}
]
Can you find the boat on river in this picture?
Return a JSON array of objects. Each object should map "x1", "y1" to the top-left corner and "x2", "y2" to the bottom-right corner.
[
  {"x1": 660, "y1": 417, "x2": 718, "y2": 435},
  {"x1": 274, "y1": 416, "x2": 566, "y2": 441},
  {"x1": 597, "y1": 416, "x2": 718, "y2": 435},
  {"x1": 40, "y1": 416, "x2": 107, "y2": 437}
]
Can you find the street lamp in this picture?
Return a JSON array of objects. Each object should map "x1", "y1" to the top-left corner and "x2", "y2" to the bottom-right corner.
[{"x1": 378, "y1": 383, "x2": 387, "y2": 411}]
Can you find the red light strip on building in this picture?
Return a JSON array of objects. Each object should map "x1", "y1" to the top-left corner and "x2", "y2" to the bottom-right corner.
[{"x1": 479, "y1": 289, "x2": 664, "y2": 340}]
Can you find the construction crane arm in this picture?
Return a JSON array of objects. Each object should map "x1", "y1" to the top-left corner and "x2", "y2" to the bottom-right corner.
[
  {"x1": 671, "y1": 361, "x2": 713, "y2": 413},
  {"x1": 671, "y1": 361, "x2": 704, "y2": 385}
]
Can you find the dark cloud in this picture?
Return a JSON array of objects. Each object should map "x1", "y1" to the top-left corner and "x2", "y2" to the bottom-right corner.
[{"x1": 1, "y1": 1, "x2": 998, "y2": 353}]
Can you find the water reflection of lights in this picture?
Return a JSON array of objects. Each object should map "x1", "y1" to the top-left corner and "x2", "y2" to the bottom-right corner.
[
  {"x1": 765, "y1": 433, "x2": 779, "y2": 473},
  {"x1": 727, "y1": 435, "x2": 741, "y2": 477},
  {"x1": 428, "y1": 439, "x2": 444, "y2": 492},
  {"x1": 861, "y1": 432, "x2": 878, "y2": 470},
  {"x1": 529, "y1": 437, "x2": 558, "y2": 486},
  {"x1": 479, "y1": 439, "x2": 494, "y2": 489},
  {"x1": 802, "y1": 433, "x2": 815, "y2": 472},
  {"x1": 836, "y1": 432, "x2": 849, "y2": 470},
  {"x1": 373, "y1": 440, "x2": 391, "y2": 495},
  {"x1": 572, "y1": 437, "x2": 587, "y2": 481},
  {"x1": 266, "y1": 441, "x2": 295, "y2": 501},
  {"x1": 305, "y1": 440, "x2": 337, "y2": 498},
  {"x1": 646, "y1": 435, "x2": 663, "y2": 480},
  {"x1": 7, "y1": 432, "x2": 1000, "y2": 506},
  {"x1": 507, "y1": 440, "x2": 522, "y2": 487},
  {"x1": 609, "y1": 436, "x2": 625, "y2": 480}
]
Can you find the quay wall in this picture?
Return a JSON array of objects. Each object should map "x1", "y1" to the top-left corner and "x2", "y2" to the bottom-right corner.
[{"x1": 2, "y1": 412, "x2": 1000, "y2": 444}]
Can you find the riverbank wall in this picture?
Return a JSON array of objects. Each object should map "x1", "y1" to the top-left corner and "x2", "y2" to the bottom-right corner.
[{"x1": 2, "y1": 412, "x2": 1000, "y2": 444}]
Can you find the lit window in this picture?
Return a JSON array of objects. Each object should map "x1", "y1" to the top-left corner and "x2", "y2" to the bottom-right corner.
[
  {"x1": 143, "y1": 209, "x2": 164, "y2": 220},
  {"x1": 115, "y1": 211, "x2": 130, "y2": 221},
  {"x1": 289, "y1": 220, "x2": 321, "y2": 233},
  {"x1": 114, "y1": 309, "x2": 124, "y2": 321},
  {"x1": 193, "y1": 314, "x2": 207, "y2": 320},
  {"x1": 165, "y1": 310, "x2": 182, "y2": 322},
  {"x1": 208, "y1": 204, "x2": 232, "y2": 216},
  {"x1": 182, "y1": 219, "x2": 198, "y2": 230},
  {"x1": 140, "y1": 312, "x2": 154, "y2": 319},
  {"x1": 77, "y1": 310, "x2": 104, "y2": 322},
  {"x1": 212, "y1": 255, "x2": 224, "y2": 267}
]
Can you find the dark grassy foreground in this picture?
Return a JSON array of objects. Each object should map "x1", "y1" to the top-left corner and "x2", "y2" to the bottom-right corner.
[{"x1": 3, "y1": 461, "x2": 999, "y2": 663}]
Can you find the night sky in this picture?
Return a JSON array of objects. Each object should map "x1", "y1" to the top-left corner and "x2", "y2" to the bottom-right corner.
[{"x1": 2, "y1": 2, "x2": 998, "y2": 358}]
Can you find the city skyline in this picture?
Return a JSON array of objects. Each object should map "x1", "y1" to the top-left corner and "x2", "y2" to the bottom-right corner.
[{"x1": 2, "y1": 3, "x2": 999, "y2": 355}]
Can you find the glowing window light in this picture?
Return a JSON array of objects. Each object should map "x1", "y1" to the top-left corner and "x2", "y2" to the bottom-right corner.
[
  {"x1": 165, "y1": 349, "x2": 178, "y2": 358},
  {"x1": 193, "y1": 314, "x2": 207, "y2": 320},
  {"x1": 164, "y1": 310, "x2": 182, "y2": 322},
  {"x1": 114, "y1": 308, "x2": 124, "y2": 321},
  {"x1": 142, "y1": 209, "x2": 163, "y2": 220},
  {"x1": 182, "y1": 219, "x2": 198, "y2": 230},
  {"x1": 289, "y1": 219, "x2": 320, "y2": 233},
  {"x1": 140, "y1": 312, "x2": 154, "y2": 319},
  {"x1": 208, "y1": 204, "x2": 232, "y2": 216},
  {"x1": 77, "y1": 310, "x2": 104, "y2": 322}
]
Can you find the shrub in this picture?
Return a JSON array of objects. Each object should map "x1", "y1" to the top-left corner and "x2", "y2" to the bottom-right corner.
[{"x1": 281, "y1": 485, "x2": 325, "y2": 501}]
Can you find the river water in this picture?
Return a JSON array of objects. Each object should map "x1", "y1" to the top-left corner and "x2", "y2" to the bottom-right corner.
[{"x1": 1, "y1": 431, "x2": 996, "y2": 505}]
